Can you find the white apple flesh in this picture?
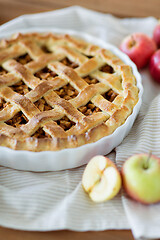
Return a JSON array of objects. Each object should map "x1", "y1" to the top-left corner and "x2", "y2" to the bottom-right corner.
[
  {"x1": 82, "y1": 155, "x2": 122, "y2": 203},
  {"x1": 122, "y1": 154, "x2": 160, "y2": 205}
]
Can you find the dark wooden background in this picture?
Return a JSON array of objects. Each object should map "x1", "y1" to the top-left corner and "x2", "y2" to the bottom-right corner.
[{"x1": 0, "y1": 0, "x2": 159, "y2": 25}]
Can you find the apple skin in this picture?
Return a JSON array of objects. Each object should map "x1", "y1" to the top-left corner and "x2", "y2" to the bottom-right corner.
[
  {"x1": 149, "y1": 49, "x2": 160, "y2": 83},
  {"x1": 153, "y1": 22, "x2": 160, "y2": 48},
  {"x1": 121, "y1": 153, "x2": 160, "y2": 205},
  {"x1": 120, "y1": 33, "x2": 157, "y2": 69}
]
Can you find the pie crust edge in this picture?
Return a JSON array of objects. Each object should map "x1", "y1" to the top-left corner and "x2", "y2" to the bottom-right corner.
[{"x1": 0, "y1": 32, "x2": 139, "y2": 151}]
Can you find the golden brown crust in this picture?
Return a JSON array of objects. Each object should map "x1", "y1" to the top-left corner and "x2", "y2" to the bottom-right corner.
[{"x1": 0, "y1": 32, "x2": 139, "y2": 151}]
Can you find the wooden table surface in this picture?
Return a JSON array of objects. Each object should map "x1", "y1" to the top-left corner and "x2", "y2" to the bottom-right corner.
[{"x1": 0, "y1": 1, "x2": 159, "y2": 240}]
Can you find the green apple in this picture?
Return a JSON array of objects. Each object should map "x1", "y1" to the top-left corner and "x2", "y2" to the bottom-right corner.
[
  {"x1": 82, "y1": 155, "x2": 122, "y2": 203},
  {"x1": 121, "y1": 153, "x2": 160, "y2": 205}
]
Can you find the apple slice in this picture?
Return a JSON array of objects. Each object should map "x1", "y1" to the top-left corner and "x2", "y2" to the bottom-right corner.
[
  {"x1": 121, "y1": 153, "x2": 160, "y2": 205},
  {"x1": 82, "y1": 155, "x2": 122, "y2": 203}
]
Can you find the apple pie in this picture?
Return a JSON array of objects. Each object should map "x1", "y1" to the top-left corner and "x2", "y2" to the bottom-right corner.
[{"x1": 0, "y1": 32, "x2": 139, "y2": 151}]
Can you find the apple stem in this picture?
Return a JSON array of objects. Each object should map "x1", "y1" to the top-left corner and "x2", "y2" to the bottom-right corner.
[
  {"x1": 144, "y1": 151, "x2": 152, "y2": 169},
  {"x1": 129, "y1": 35, "x2": 136, "y2": 48}
]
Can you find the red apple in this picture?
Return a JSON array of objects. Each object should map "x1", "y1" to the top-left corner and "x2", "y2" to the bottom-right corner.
[
  {"x1": 149, "y1": 49, "x2": 160, "y2": 83},
  {"x1": 153, "y1": 21, "x2": 160, "y2": 48},
  {"x1": 120, "y1": 33, "x2": 157, "y2": 69}
]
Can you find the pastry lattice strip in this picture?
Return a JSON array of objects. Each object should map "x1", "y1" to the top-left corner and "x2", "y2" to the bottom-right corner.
[{"x1": 0, "y1": 33, "x2": 138, "y2": 144}]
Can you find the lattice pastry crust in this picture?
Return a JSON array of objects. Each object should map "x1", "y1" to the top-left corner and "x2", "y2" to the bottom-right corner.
[{"x1": 0, "y1": 33, "x2": 139, "y2": 151}]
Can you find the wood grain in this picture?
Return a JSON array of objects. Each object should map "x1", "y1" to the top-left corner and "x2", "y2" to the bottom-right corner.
[
  {"x1": 0, "y1": 1, "x2": 159, "y2": 240},
  {"x1": 0, "y1": 228, "x2": 134, "y2": 240},
  {"x1": 0, "y1": 0, "x2": 159, "y2": 25}
]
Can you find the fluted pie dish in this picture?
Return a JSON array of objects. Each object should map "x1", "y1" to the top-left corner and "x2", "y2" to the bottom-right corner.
[
  {"x1": 0, "y1": 30, "x2": 143, "y2": 171},
  {"x1": 0, "y1": 32, "x2": 140, "y2": 150}
]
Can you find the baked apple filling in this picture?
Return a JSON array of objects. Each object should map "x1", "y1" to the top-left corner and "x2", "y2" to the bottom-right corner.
[
  {"x1": 56, "y1": 116, "x2": 76, "y2": 131},
  {"x1": 11, "y1": 81, "x2": 53, "y2": 111},
  {"x1": 55, "y1": 84, "x2": 79, "y2": 100},
  {"x1": 100, "y1": 64, "x2": 114, "y2": 73},
  {"x1": 78, "y1": 101, "x2": 101, "y2": 116},
  {"x1": 35, "y1": 67, "x2": 58, "y2": 80},
  {"x1": 34, "y1": 57, "x2": 79, "y2": 80},
  {"x1": 103, "y1": 89, "x2": 118, "y2": 102},
  {"x1": 32, "y1": 128, "x2": 52, "y2": 138},
  {"x1": 0, "y1": 97, "x2": 7, "y2": 111},
  {"x1": 0, "y1": 66, "x2": 8, "y2": 75},
  {"x1": 0, "y1": 96, "x2": 28, "y2": 132},
  {"x1": 34, "y1": 98, "x2": 53, "y2": 112},
  {"x1": 61, "y1": 57, "x2": 79, "y2": 68},
  {"x1": 4, "y1": 99, "x2": 53, "y2": 138},
  {"x1": 83, "y1": 75, "x2": 99, "y2": 84},
  {"x1": 15, "y1": 53, "x2": 32, "y2": 65},
  {"x1": 6, "y1": 111, "x2": 28, "y2": 127},
  {"x1": 11, "y1": 80, "x2": 31, "y2": 95},
  {"x1": 41, "y1": 45, "x2": 52, "y2": 53}
]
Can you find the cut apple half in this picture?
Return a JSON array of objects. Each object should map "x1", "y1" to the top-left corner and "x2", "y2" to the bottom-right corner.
[{"x1": 82, "y1": 155, "x2": 122, "y2": 203}]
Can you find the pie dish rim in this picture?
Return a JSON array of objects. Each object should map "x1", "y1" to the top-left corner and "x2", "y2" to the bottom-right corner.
[{"x1": 0, "y1": 28, "x2": 143, "y2": 171}]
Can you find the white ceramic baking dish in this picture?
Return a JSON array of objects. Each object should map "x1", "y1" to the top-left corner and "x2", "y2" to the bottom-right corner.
[{"x1": 0, "y1": 26, "x2": 143, "y2": 171}]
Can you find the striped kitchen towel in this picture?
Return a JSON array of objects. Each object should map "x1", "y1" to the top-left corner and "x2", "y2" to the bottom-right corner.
[{"x1": 116, "y1": 94, "x2": 160, "y2": 239}]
